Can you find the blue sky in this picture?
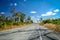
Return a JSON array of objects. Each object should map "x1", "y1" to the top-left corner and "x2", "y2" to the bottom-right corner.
[{"x1": 0, "y1": 0, "x2": 60, "y2": 22}]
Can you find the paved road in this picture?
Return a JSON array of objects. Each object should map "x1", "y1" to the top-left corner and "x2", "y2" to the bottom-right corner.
[{"x1": 0, "y1": 24, "x2": 60, "y2": 40}]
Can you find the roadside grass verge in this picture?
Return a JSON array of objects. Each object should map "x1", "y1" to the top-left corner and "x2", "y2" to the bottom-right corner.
[
  {"x1": 0, "y1": 22, "x2": 30, "y2": 31},
  {"x1": 43, "y1": 23, "x2": 60, "y2": 33}
]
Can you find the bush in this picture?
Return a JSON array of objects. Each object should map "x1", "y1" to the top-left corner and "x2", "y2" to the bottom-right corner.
[
  {"x1": 40, "y1": 18, "x2": 60, "y2": 25},
  {"x1": 6, "y1": 21, "x2": 13, "y2": 25},
  {"x1": 43, "y1": 23, "x2": 60, "y2": 33},
  {"x1": 0, "y1": 22, "x2": 6, "y2": 29},
  {"x1": 44, "y1": 23, "x2": 56, "y2": 30},
  {"x1": 13, "y1": 22, "x2": 20, "y2": 25},
  {"x1": 55, "y1": 25, "x2": 60, "y2": 32},
  {"x1": 0, "y1": 25, "x2": 3, "y2": 28},
  {"x1": 40, "y1": 21, "x2": 44, "y2": 25}
]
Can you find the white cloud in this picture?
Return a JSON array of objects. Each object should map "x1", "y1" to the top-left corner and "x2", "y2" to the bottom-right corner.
[
  {"x1": 10, "y1": 3, "x2": 17, "y2": 6},
  {"x1": 41, "y1": 11, "x2": 56, "y2": 16},
  {"x1": 41, "y1": 12, "x2": 52, "y2": 16},
  {"x1": 1, "y1": 12, "x2": 5, "y2": 14},
  {"x1": 54, "y1": 9, "x2": 59, "y2": 12},
  {"x1": 46, "y1": 12, "x2": 52, "y2": 15},
  {"x1": 41, "y1": 9, "x2": 59, "y2": 17},
  {"x1": 52, "y1": 13, "x2": 56, "y2": 15},
  {"x1": 14, "y1": 3, "x2": 17, "y2": 6},
  {"x1": 30, "y1": 11, "x2": 37, "y2": 14}
]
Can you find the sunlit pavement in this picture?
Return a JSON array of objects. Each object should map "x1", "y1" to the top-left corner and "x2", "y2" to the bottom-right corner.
[{"x1": 0, "y1": 24, "x2": 60, "y2": 40}]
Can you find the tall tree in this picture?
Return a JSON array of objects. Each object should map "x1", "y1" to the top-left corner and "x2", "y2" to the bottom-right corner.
[
  {"x1": 20, "y1": 13, "x2": 25, "y2": 22},
  {"x1": 10, "y1": 7, "x2": 15, "y2": 21},
  {"x1": 0, "y1": 12, "x2": 6, "y2": 21},
  {"x1": 26, "y1": 16, "x2": 33, "y2": 23},
  {"x1": 13, "y1": 11, "x2": 25, "y2": 22},
  {"x1": 13, "y1": 12, "x2": 20, "y2": 22},
  {"x1": 27, "y1": 16, "x2": 31, "y2": 20},
  {"x1": 10, "y1": 8, "x2": 26, "y2": 22}
]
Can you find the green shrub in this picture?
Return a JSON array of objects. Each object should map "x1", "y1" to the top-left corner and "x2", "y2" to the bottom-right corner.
[
  {"x1": 40, "y1": 21, "x2": 44, "y2": 25},
  {"x1": 0, "y1": 25, "x2": 3, "y2": 28},
  {"x1": 0, "y1": 21, "x2": 3, "y2": 25},
  {"x1": 0, "y1": 22, "x2": 5, "y2": 29},
  {"x1": 13, "y1": 22, "x2": 20, "y2": 25},
  {"x1": 6, "y1": 21, "x2": 13, "y2": 25},
  {"x1": 40, "y1": 18, "x2": 60, "y2": 25}
]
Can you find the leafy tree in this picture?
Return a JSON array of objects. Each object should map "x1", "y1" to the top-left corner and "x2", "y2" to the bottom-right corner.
[
  {"x1": 26, "y1": 16, "x2": 31, "y2": 23},
  {"x1": 13, "y1": 12, "x2": 20, "y2": 22},
  {"x1": 10, "y1": 8, "x2": 26, "y2": 22},
  {"x1": 40, "y1": 18, "x2": 60, "y2": 25},
  {"x1": 26, "y1": 16, "x2": 33, "y2": 23},
  {"x1": 30, "y1": 20, "x2": 33, "y2": 23},
  {"x1": 27, "y1": 16, "x2": 31, "y2": 20},
  {"x1": 13, "y1": 11, "x2": 25, "y2": 22},
  {"x1": 0, "y1": 13, "x2": 6, "y2": 22},
  {"x1": 20, "y1": 13, "x2": 25, "y2": 22}
]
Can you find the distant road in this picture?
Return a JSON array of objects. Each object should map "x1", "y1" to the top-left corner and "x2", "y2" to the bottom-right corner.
[{"x1": 0, "y1": 24, "x2": 60, "y2": 40}]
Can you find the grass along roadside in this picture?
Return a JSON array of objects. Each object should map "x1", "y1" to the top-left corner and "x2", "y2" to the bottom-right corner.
[
  {"x1": 39, "y1": 18, "x2": 60, "y2": 33},
  {"x1": 0, "y1": 23, "x2": 31, "y2": 32},
  {"x1": 43, "y1": 23, "x2": 60, "y2": 33}
]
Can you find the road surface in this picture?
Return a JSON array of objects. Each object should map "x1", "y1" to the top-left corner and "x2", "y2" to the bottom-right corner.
[{"x1": 0, "y1": 24, "x2": 60, "y2": 40}]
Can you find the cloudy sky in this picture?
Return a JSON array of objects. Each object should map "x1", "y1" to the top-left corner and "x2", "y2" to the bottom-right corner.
[{"x1": 0, "y1": 0, "x2": 60, "y2": 23}]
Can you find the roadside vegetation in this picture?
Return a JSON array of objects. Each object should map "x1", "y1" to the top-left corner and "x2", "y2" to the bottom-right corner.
[
  {"x1": 39, "y1": 18, "x2": 60, "y2": 33},
  {"x1": 0, "y1": 8, "x2": 33, "y2": 31}
]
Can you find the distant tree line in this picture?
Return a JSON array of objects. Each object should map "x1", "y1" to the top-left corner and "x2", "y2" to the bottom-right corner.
[
  {"x1": 0, "y1": 8, "x2": 33, "y2": 29},
  {"x1": 40, "y1": 18, "x2": 60, "y2": 25}
]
